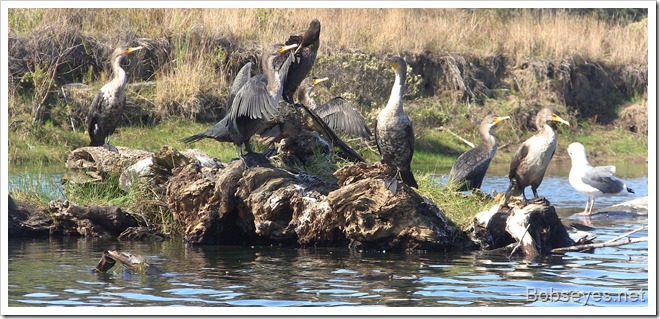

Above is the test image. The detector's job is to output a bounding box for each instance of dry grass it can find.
[9,8,648,66]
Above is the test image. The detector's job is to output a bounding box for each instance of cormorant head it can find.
[537,108,570,128]
[486,115,510,129]
[385,55,407,76]
[302,19,321,46]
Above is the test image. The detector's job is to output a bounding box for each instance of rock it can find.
[598,196,648,215]
[119,156,153,191]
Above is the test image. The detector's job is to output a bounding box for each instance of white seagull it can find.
[567,142,635,215]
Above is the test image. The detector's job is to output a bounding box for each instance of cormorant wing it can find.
[449,145,491,187]
[509,143,529,179]
[227,62,254,110]
[229,74,278,121]
[298,102,365,163]
[316,97,372,139]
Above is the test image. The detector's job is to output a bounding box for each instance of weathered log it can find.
[94,250,163,276]
[236,166,340,244]
[8,195,55,237]
[166,159,244,245]
[468,199,575,257]
[64,146,153,183]
[328,163,454,251]
[48,200,140,237]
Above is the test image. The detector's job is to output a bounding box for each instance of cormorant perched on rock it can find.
[87,45,143,151]
[295,76,371,139]
[282,19,321,104]
[567,142,635,215]
[375,55,418,193]
[448,114,510,191]
[503,108,570,205]
[181,43,298,166]
[180,62,255,151]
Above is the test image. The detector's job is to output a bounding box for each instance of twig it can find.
[551,237,647,253]
[439,126,474,148]
[605,225,647,243]
[509,223,531,259]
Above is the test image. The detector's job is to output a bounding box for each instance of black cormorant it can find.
[503,108,570,205]
[87,45,143,150]
[295,76,371,139]
[448,114,510,191]
[282,19,321,104]
[181,43,298,166]
[375,55,418,192]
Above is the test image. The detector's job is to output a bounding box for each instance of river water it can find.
[5,160,651,312]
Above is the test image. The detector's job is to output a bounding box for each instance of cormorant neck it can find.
[299,88,317,109]
[111,55,127,87]
[386,69,405,112]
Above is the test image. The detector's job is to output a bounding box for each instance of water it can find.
[6,160,650,309]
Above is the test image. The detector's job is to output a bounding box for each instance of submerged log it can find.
[94,250,163,276]
[468,199,575,257]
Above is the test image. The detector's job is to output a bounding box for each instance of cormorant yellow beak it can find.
[279,43,299,54]
[551,114,570,126]
[493,116,511,124]
[390,61,399,70]
[125,46,144,55]
[312,77,329,86]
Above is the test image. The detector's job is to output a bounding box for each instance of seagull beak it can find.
[125,46,144,55]
[551,114,570,126]
[278,43,299,54]
[312,77,329,86]
[493,116,510,124]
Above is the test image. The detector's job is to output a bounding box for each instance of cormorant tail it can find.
[399,170,418,189]
[181,133,206,144]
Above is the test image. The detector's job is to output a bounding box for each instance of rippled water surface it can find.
[7,161,650,309]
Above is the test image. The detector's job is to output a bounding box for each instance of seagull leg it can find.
[587,197,596,215]
[583,197,590,214]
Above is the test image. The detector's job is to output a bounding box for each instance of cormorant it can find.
[87,45,143,150]
[448,114,510,191]
[180,61,255,150]
[567,142,634,215]
[282,19,321,104]
[375,55,418,193]
[181,43,298,166]
[503,108,570,205]
[295,76,371,139]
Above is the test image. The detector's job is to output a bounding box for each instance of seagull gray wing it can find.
[582,165,625,194]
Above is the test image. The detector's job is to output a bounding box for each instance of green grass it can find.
[417,174,498,228]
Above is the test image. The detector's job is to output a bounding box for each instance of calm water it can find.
[6,160,650,309]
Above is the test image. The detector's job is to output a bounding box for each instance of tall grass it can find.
[9,8,648,65]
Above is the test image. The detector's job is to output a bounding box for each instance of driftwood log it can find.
[11,143,597,255]
[468,198,576,258]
